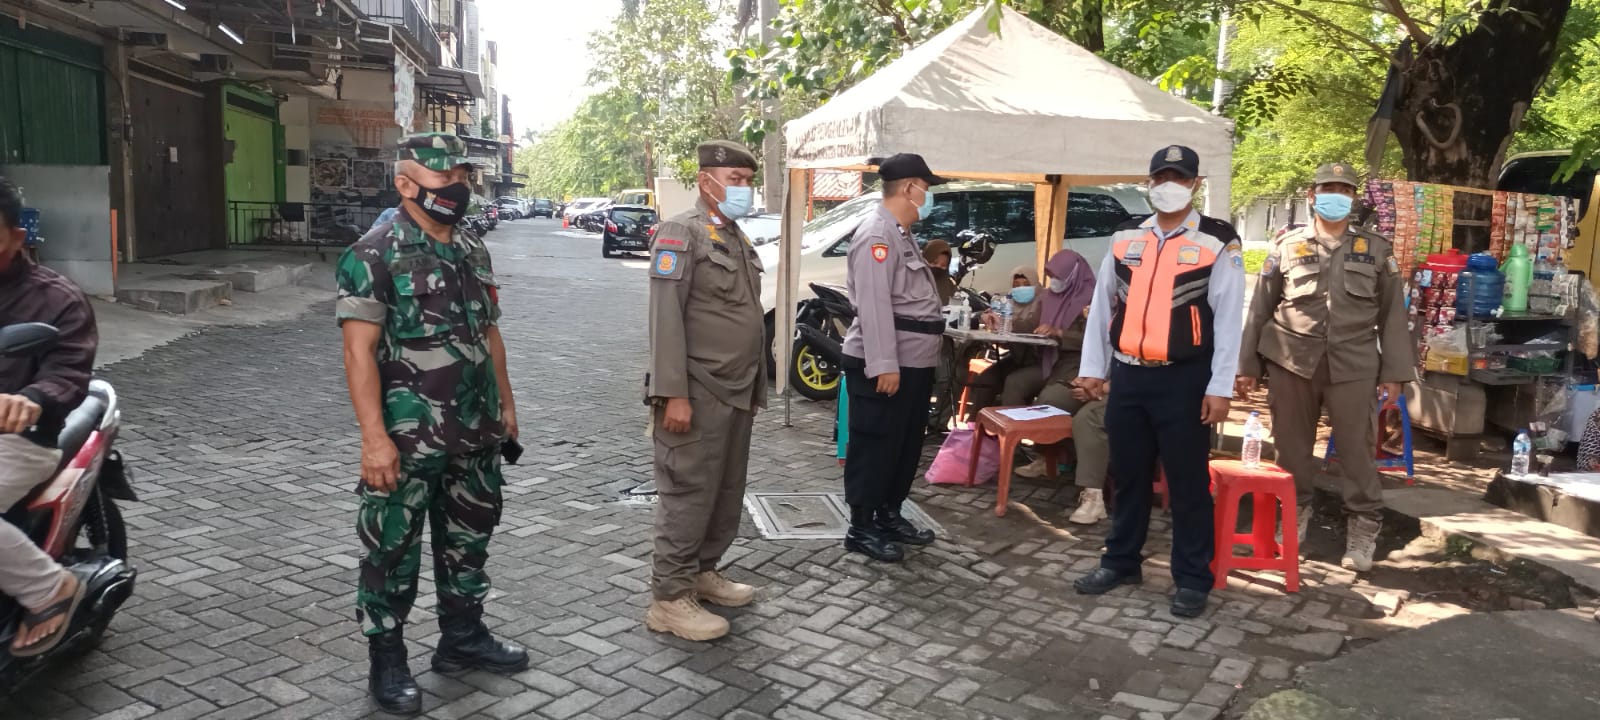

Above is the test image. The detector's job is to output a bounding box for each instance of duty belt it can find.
[893,316,946,335]
[1114,351,1173,368]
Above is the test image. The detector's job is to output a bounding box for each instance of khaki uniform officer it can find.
[1237,162,1414,572]
[644,140,767,642]
[840,153,949,563]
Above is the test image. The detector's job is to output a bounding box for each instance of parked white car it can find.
[562,197,610,222]
[755,182,1152,313]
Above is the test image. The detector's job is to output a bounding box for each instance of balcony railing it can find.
[353,0,442,67]
[228,201,390,248]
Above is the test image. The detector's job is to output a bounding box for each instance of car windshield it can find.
[740,215,782,245]
[802,194,880,250]
[611,208,656,225]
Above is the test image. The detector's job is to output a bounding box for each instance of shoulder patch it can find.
[1386,256,1400,275]
[654,250,684,280]
[654,235,686,249]
[871,243,890,263]
[1224,239,1242,255]
[1261,255,1278,277]
[1232,253,1244,269]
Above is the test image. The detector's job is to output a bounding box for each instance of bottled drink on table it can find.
[997,297,1013,335]
[1242,411,1264,468]
[1511,429,1532,476]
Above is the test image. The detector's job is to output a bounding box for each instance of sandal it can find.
[10,574,86,658]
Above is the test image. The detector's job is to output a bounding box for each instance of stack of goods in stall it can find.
[1489,192,1509,258]
[1393,181,1419,269]
[1413,251,1467,375]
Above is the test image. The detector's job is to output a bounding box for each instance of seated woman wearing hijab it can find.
[923,239,958,305]
[966,252,1095,416]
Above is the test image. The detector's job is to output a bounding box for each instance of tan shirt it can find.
[841,206,943,376]
[1240,224,1415,384]
[646,201,768,410]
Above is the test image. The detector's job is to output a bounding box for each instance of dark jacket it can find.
[1,253,97,446]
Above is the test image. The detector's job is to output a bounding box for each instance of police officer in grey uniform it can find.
[1236,162,1414,572]
[841,153,948,562]
[644,140,767,642]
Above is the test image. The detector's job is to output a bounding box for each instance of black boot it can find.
[875,505,935,546]
[368,630,421,715]
[431,607,530,675]
[844,505,904,562]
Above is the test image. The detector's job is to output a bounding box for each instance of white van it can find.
[756,182,1152,313]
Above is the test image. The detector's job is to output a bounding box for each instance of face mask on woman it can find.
[1011,286,1036,304]
[1048,277,1068,293]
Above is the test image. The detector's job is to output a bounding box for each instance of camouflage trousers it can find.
[356,446,503,636]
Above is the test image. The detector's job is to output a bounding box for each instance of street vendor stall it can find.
[773,6,1236,414]
[1361,178,1599,458]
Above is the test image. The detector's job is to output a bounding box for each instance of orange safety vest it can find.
[1108,224,1227,364]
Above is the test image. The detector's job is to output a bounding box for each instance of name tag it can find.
[1289,255,1320,268]
[1125,240,1147,260]
[1346,253,1375,265]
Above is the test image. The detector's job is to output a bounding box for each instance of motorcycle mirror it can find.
[0,323,60,358]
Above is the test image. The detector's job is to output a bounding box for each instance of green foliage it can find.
[515,0,738,198]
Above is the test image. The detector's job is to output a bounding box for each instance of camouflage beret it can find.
[397,132,472,171]
[697,140,757,171]
[1313,162,1360,188]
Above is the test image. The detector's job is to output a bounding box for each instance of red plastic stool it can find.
[1208,459,1300,592]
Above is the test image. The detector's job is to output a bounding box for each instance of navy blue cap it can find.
[1150,145,1200,178]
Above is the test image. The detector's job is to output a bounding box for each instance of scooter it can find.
[0,323,137,696]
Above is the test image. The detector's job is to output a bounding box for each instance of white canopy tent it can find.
[773,6,1235,411]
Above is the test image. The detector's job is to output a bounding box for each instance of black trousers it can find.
[842,360,936,511]
[1100,359,1216,591]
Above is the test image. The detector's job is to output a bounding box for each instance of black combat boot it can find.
[875,504,935,546]
[844,504,904,562]
[368,629,421,715]
[432,607,530,674]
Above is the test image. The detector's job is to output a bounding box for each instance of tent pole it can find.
[778,167,807,427]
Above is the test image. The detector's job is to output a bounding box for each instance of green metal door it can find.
[223,95,280,243]
[0,24,106,165]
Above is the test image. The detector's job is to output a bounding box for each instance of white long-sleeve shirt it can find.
[1079,210,1245,398]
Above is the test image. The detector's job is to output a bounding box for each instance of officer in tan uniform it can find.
[644,140,766,641]
[1236,162,1414,572]
[840,153,948,563]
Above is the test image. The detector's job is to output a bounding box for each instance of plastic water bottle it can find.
[1511,429,1532,476]
[953,290,970,328]
[1242,411,1264,468]
[997,297,1013,335]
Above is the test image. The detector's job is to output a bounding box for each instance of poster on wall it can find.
[394,57,416,132]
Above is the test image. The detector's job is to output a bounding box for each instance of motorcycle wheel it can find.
[790,340,841,401]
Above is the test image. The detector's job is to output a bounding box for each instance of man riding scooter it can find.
[0,177,98,657]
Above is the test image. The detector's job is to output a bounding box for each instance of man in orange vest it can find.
[1070,145,1245,618]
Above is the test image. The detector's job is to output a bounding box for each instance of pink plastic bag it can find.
[925,425,1000,485]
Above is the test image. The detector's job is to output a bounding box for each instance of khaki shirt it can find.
[841,206,943,376]
[646,201,768,411]
[1240,224,1414,385]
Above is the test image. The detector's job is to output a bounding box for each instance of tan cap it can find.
[1313,162,1360,188]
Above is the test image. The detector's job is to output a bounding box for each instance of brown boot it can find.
[645,595,730,641]
[694,571,756,607]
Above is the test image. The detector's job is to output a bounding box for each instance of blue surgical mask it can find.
[1313,193,1354,222]
[1011,286,1036,304]
[917,186,935,221]
[714,179,754,219]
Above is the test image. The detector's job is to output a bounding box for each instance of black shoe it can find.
[368,630,421,715]
[844,526,905,562]
[875,506,935,546]
[1171,588,1209,618]
[1073,567,1142,595]
[432,610,530,675]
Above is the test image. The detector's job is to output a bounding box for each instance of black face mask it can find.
[409,180,473,226]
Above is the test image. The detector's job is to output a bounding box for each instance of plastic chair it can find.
[1323,391,1415,484]
[1208,459,1300,592]
[967,407,1073,517]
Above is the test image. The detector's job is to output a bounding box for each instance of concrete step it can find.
[114,275,232,315]
[173,261,312,293]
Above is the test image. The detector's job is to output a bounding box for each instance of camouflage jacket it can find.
[336,209,503,457]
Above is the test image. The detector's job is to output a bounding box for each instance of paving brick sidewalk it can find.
[5,224,1406,720]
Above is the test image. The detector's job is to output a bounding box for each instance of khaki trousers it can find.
[651,380,753,601]
[1266,360,1384,517]
[0,435,66,609]
[1062,398,1108,490]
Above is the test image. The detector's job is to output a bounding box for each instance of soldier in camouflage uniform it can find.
[336,132,527,715]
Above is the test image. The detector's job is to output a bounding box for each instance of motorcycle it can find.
[0,323,137,695]
[787,230,999,403]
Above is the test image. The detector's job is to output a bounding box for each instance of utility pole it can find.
[759,0,782,212]
[1211,8,1234,114]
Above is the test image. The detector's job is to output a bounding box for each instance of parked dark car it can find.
[530,198,556,218]
[602,205,658,258]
